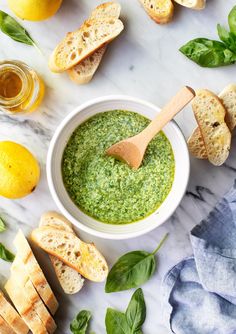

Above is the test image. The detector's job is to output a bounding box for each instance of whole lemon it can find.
[0,141,40,199]
[7,0,63,21]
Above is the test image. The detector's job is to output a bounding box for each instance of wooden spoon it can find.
[106,86,195,169]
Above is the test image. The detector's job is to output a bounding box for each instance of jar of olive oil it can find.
[0,60,45,114]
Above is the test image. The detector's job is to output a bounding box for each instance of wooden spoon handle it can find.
[141,86,195,143]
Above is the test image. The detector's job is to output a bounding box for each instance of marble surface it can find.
[0,0,236,333]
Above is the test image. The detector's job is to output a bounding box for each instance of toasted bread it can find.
[5,278,48,334]
[13,230,59,315]
[40,212,84,294]
[31,227,108,282]
[173,0,205,9]
[0,290,28,334]
[90,2,121,19]
[49,18,124,72]
[0,315,15,334]
[139,0,174,24]
[219,84,236,131]
[187,127,207,159]
[192,89,231,166]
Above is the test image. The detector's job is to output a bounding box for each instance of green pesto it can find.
[62,110,175,225]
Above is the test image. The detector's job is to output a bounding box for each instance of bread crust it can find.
[139,0,174,24]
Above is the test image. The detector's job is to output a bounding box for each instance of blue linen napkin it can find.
[162,181,236,334]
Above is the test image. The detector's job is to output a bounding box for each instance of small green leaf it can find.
[126,289,146,333]
[0,217,6,232]
[0,243,15,262]
[70,310,91,334]
[217,24,236,53]
[228,5,236,35]
[0,10,36,47]
[105,308,131,334]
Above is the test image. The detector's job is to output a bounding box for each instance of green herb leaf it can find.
[105,234,168,293]
[0,217,6,232]
[217,24,236,53]
[229,6,236,35]
[106,309,131,334]
[0,11,36,46]
[70,310,92,334]
[0,243,15,262]
[179,38,236,67]
[125,289,146,333]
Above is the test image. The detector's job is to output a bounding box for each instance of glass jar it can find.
[0,60,45,114]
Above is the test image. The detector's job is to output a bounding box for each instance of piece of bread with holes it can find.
[49,17,124,73]
[173,0,205,9]
[11,256,57,333]
[13,230,59,315]
[39,212,84,294]
[68,2,121,84]
[5,277,48,334]
[0,315,16,334]
[188,127,207,159]
[0,290,29,334]
[219,84,236,131]
[31,226,108,282]
[139,0,174,24]
[192,89,231,166]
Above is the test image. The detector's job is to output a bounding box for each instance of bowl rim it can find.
[47,95,190,240]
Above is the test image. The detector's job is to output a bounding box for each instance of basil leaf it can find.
[0,243,15,262]
[0,217,6,232]
[179,38,236,67]
[126,289,146,333]
[70,310,91,334]
[105,234,168,293]
[229,5,236,35]
[105,308,131,334]
[217,24,236,53]
[0,11,36,46]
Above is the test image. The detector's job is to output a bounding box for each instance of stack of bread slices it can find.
[49,2,123,84]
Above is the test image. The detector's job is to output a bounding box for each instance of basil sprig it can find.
[0,217,6,232]
[0,11,37,47]
[105,289,146,334]
[70,310,92,334]
[105,233,168,293]
[0,243,15,262]
[180,6,236,67]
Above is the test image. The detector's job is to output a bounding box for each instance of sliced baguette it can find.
[187,127,207,159]
[11,256,56,333]
[40,212,84,294]
[49,18,124,73]
[13,230,59,315]
[139,0,174,24]
[219,84,236,131]
[192,89,231,166]
[68,2,121,84]
[0,291,28,334]
[31,227,108,282]
[0,315,15,334]
[173,0,205,9]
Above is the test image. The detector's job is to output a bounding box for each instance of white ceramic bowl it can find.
[47,95,190,240]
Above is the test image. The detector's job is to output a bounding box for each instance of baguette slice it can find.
[13,230,59,315]
[31,227,108,282]
[0,291,28,334]
[0,315,15,334]
[40,212,84,294]
[49,18,124,73]
[192,89,231,166]
[173,0,205,9]
[187,127,207,159]
[219,84,236,131]
[68,2,121,84]
[139,0,174,24]
[5,278,48,334]
[11,256,57,333]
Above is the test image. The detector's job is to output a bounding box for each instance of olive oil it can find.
[0,60,45,114]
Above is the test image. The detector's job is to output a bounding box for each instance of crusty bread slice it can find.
[40,212,84,294]
[31,227,108,282]
[11,256,56,333]
[192,89,231,166]
[49,17,124,73]
[219,84,236,132]
[173,0,205,9]
[13,230,58,315]
[139,0,174,24]
[0,315,15,334]
[0,290,29,334]
[187,127,207,159]
[5,278,48,334]
[90,2,121,19]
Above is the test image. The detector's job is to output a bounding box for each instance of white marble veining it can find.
[0,0,236,333]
